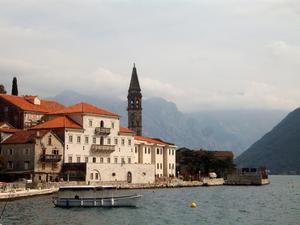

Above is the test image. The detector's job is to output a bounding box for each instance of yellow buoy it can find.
[190,201,197,208]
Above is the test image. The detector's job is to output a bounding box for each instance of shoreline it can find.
[0,182,204,201]
[0,180,208,200]
[0,177,272,201]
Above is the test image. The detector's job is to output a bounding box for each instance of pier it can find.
[225,168,270,185]
[0,188,58,200]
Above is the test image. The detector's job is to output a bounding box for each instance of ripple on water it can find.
[0,176,299,225]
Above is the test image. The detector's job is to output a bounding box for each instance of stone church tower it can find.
[127,64,142,136]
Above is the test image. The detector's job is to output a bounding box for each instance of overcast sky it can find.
[0,0,300,112]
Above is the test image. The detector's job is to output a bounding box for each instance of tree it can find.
[176,148,236,180]
[211,158,235,178]
[11,77,18,96]
[199,151,215,176]
[0,84,6,94]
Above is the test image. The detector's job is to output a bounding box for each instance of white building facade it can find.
[31,102,176,184]
[134,136,176,178]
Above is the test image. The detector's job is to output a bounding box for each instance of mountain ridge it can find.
[49,90,287,156]
[236,107,300,174]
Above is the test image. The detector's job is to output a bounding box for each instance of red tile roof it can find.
[119,127,134,133]
[0,122,13,128]
[30,116,82,130]
[2,130,49,144]
[51,102,119,117]
[134,136,166,145]
[152,138,175,146]
[0,128,21,133]
[0,94,65,113]
[24,95,37,104]
[195,150,234,159]
[213,151,234,159]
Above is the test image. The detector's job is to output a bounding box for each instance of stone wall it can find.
[202,178,224,186]
[86,163,155,184]
[1,143,35,171]
[225,173,270,185]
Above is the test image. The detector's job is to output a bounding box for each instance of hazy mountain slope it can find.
[187,110,287,155]
[51,90,126,120]
[236,108,300,174]
[50,90,287,156]
[142,98,207,148]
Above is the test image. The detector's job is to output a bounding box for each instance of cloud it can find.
[0,1,300,112]
[265,41,291,56]
[84,67,188,103]
[264,40,300,62]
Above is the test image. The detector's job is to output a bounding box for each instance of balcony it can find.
[90,144,115,154]
[40,154,62,162]
[95,127,111,135]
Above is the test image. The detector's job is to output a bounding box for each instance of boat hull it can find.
[53,194,142,207]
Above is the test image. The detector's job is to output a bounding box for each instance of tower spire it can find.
[129,64,141,92]
[127,64,142,136]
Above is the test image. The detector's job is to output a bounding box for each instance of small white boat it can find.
[53,185,142,207]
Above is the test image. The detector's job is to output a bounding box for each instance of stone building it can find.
[0,130,64,182]
[134,136,176,178]
[0,94,65,129]
[31,102,156,184]
[28,100,176,184]
[0,65,177,184]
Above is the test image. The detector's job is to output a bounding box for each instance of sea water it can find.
[0,175,299,225]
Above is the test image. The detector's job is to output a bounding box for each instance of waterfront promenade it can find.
[0,178,226,200]
[0,176,272,200]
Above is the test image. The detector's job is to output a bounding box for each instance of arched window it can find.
[48,135,52,145]
[100,120,104,128]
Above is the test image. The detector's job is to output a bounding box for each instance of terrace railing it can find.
[95,127,111,135]
[40,154,62,162]
[90,144,115,154]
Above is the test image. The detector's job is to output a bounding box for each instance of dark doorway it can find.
[127,171,132,183]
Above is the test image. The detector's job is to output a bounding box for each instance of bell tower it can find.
[127,64,142,136]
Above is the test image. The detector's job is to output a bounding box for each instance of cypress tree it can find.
[11,77,18,96]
